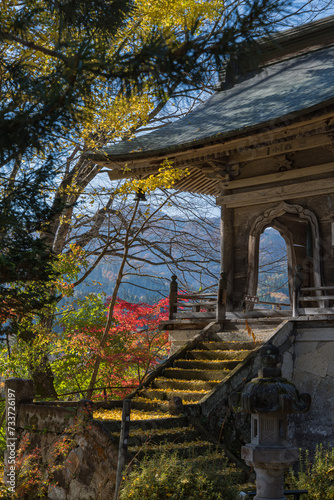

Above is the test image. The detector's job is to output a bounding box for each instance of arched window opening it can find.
[255,227,289,309]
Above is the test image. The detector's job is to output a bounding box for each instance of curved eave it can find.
[87,97,334,197]
[86,96,334,166]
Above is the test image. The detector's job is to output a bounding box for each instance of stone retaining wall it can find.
[4,379,118,500]
[282,320,334,452]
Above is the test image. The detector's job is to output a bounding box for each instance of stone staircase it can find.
[93,319,283,468]
[134,339,259,409]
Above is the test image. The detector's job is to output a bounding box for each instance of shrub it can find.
[14,427,78,499]
[286,444,334,499]
[119,447,242,500]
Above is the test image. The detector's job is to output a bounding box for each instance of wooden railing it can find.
[244,295,290,310]
[293,284,334,317]
[169,272,334,320]
[292,263,334,316]
[168,273,227,323]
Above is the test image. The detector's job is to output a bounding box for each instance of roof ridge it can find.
[218,15,334,91]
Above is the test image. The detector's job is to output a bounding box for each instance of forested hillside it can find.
[75,223,289,305]
[256,227,289,306]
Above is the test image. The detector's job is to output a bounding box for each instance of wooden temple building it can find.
[87,15,334,321]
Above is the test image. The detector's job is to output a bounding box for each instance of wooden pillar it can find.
[169,275,178,320]
[246,233,260,311]
[292,265,303,317]
[220,200,234,312]
[217,272,227,323]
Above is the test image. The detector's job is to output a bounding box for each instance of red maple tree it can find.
[59,296,170,399]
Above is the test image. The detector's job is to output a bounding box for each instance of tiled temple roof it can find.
[87,16,334,163]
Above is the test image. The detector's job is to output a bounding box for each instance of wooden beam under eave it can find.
[174,167,202,185]
[217,176,334,207]
[169,113,334,166]
[191,180,220,196]
[228,130,334,164]
[203,179,221,193]
[178,174,207,192]
[174,173,218,194]
[220,162,334,190]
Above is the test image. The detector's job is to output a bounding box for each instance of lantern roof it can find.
[241,344,311,414]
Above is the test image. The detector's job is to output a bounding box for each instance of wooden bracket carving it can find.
[274,153,294,172]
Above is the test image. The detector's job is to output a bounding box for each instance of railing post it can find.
[217,272,227,324]
[292,265,303,317]
[114,399,131,500]
[169,275,178,320]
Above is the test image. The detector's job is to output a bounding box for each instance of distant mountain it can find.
[257,227,289,306]
[73,224,288,305]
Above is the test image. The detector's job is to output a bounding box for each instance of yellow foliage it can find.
[116,159,189,196]
[135,0,225,30]
[1,0,226,152]
[244,320,257,342]
[82,91,155,148]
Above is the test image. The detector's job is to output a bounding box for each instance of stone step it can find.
[131,399,171,413]
[188,349,251,361]
[129,439,216,459]
[198,340,260,351]
[140,388,208,403]
[94,412,188,433]
[131,397,204,413]
[215,327,278,343]
[169,329,202,340]
[128,424,194,437]
[219,319,282,331]
[174,359,240,370]
[153,377,218,391]
[129,415,188,430]
[111,425,199,448]
[162,367,230,381]
[131,428,199,448]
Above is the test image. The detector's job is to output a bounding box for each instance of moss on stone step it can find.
[153,377,218,391]
[174,359,240,370]
[189,349,251,361]
[198,341,260,351]
[129,439,216,459]
[132,430,200,448]
[140,388,208,402]
[162,367,230,381]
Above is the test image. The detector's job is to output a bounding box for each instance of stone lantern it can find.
[241,344,311,500]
